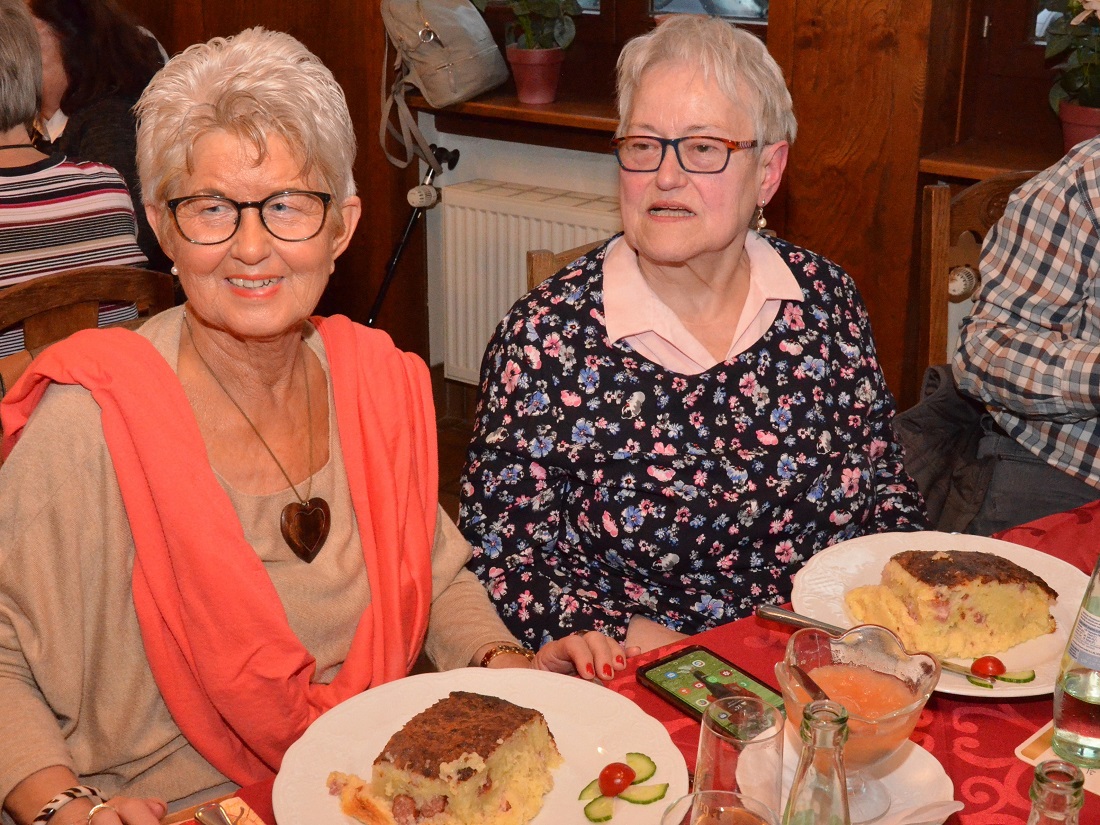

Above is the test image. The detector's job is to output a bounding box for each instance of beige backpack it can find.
[380,0,509,172]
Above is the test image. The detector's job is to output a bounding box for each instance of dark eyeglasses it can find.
[611,135,759,174]
[166,190,333,245]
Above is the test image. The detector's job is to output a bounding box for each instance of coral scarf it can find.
[0,315,436,784]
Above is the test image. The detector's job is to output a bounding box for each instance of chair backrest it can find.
[526,240,605,292]
[919,171,1037,376]
[0,265,174,399]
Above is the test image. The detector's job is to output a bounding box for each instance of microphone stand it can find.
[366,144,460,327]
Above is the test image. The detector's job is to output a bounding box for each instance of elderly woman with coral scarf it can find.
[0,28,627,825]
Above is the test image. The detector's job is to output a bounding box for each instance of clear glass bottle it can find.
[1054,554,1100,767]
[782,699,851,825]
[1027,759,1084,824]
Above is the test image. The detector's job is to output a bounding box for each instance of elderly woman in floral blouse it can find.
[459,16,926,653]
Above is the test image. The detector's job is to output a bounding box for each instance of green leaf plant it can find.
[1046,0,1100,111]
[471,0,584,50]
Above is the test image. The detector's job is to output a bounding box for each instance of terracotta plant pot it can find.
[506,45,565,105]
[1059,100,1100,153]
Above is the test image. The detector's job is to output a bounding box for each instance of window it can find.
[483,0,766,57]
[1035,0,1064,41]
[579,0,767,18]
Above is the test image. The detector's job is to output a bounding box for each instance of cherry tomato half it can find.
[598,762,637,797]
[971,655,1007,677]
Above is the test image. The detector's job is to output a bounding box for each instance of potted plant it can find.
[472,0,583,104]
[1045,0,1100,150]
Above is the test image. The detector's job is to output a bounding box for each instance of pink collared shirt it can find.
[602,232,805,375]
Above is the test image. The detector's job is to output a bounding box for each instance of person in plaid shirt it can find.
[953,137,1100,535]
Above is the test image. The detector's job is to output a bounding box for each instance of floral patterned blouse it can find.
[459,236,927,647]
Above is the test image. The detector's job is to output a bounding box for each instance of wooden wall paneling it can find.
[768,0,936,406]
[905,0,972,391]
[169,0,205,52]
[119,0,428,358]
[965,0,1061,151]
[919,0,971,155]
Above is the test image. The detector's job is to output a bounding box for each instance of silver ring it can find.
[87,803,116,822]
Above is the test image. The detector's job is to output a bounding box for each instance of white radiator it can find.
[441,179,622,384]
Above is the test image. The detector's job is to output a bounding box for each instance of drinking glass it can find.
[661,790,779,825]
[694,696,785,815]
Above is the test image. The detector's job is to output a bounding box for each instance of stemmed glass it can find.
[661,790,779,825]
[774,625,940,824]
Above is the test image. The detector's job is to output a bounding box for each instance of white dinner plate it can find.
[273,668,690,824]
[791,531,1089,698]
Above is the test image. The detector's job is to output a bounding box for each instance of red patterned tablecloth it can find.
[236,502,1100,824]
[601,504,1100,825]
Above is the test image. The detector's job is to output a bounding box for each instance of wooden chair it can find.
[919,171,1037,377]
[525,239,605,291]
[903,171,1039,528]
[0,265,174,399]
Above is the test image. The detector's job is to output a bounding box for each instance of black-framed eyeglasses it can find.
[166,190,333,245]
[611,135,759,174]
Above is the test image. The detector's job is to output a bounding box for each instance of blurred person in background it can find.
[28,0,168,270]
[0,0,144,385]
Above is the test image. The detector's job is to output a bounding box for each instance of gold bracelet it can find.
[479,642,535,667]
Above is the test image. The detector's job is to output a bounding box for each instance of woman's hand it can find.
[533,631,640,682]
[4,768,165,825]
[63,798,165,825]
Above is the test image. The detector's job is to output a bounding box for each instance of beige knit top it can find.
[0,307,515,815]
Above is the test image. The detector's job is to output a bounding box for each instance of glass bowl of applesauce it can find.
[775,624,941,824]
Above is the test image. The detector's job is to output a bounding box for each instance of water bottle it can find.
[782,699,851,825]
[1026,759,1084,824]
[1053,555,1100,767]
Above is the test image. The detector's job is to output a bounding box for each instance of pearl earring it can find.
[753,201,775,237]
[171,265,179,277]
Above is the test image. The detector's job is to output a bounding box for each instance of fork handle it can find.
[754,604,845,634]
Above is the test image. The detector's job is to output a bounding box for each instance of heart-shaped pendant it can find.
[280,497,331,563]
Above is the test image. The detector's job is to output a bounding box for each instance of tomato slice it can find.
[971,655,1007,677]
[598,762,637,797]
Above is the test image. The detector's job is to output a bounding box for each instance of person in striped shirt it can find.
[0,0,146,360]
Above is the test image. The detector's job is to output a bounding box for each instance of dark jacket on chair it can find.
[893,365,993,532]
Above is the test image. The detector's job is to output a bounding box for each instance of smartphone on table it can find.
[636,644,785,721]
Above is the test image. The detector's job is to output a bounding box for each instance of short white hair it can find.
[616,16,796,148]
[136,28,356,221]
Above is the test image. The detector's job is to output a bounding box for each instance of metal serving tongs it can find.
[753,604,994,687]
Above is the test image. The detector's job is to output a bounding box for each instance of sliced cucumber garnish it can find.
[995,669,1036,683]
[966,669,1036,687]
[625,752,656,784]
[584,795,615,822]
[581,752,665,819]
[579,778,602,800]
[619,783,669,804]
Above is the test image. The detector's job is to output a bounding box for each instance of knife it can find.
[753,604,994,687]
